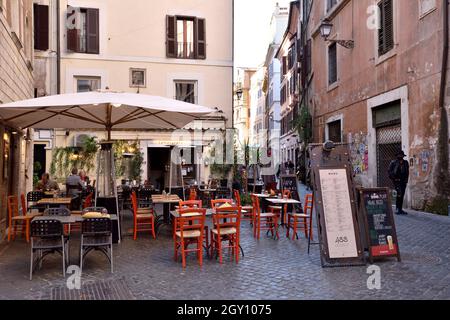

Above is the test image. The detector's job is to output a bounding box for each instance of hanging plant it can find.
[50,136,98,181]
[113,140,143,181]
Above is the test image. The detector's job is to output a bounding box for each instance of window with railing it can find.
[67,7,99,54]
[166,15,206,60]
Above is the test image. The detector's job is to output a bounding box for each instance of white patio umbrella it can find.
[0,91,216,139]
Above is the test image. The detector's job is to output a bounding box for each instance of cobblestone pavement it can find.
[0,186,449,300]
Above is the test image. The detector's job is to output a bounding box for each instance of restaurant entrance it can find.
[147,147,170,190]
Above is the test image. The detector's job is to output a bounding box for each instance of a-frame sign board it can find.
[309,143,366,268]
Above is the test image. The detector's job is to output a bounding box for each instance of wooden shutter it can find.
[328,43,337,85]
[34,4,49,51]
[86,8,99,54]
[166,15,177,58]
[195,18,206,59]
[378,0,394,56]
[67,7,80,52]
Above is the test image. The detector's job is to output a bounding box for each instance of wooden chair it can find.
[173,210,206,268]
[286,194,313,240]
[251,195,279,240]
[188,188,197,201]
[210,206,241,264]
[233,190,254,224]
[131,191,156,240]
[211,199,233,210]
[268,190,291,224]
[7,196,39,243]
[178,200,202,209]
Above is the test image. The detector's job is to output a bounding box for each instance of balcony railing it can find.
[177,42,195,59]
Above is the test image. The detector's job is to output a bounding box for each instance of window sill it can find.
[327,81,339,92]
[375,48,397,66]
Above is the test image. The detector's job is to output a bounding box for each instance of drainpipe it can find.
[56,0,61,94]
[436,0,450,196]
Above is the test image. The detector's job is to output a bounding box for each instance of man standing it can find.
[388,151,410,215]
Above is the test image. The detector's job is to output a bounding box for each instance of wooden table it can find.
[152,195,181,231]
[266,198,302,227]
[37,198,73,209]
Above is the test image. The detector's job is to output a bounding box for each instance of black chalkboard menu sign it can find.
[280,174,300,201]
[359,188,401,263]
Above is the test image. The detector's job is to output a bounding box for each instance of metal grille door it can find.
[376,125,402,188]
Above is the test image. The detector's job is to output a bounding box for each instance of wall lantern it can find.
[319,19,355,49]
[236,88,243,101]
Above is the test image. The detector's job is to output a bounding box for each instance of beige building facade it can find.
[33,0,233,186]
[0,0,35,238]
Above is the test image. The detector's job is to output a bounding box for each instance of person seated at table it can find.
[66,168,85,196]
[35,173,60,191]
[79,169,90,186]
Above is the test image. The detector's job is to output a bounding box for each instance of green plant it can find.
[50,136,98,180]
[113,140,143,181]
[240,193,252,206]
[33,162,42,187]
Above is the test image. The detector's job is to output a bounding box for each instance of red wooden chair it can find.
[210,206,241,264]
[211,199,233,210]
[131,191,156,240]
[286,194,314,240]
[173,209,206,268]
[233,190,254,224]
[251,195,279,240]
[7,195,39,243]
[178,200,202,209]
[188,188,197,201]
[268,189,291,224]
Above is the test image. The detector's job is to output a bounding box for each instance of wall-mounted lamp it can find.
[236,88,243,101]
[320,19,355,49]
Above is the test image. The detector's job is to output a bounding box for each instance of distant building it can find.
[234,68,256,150]
[0,0,35,239]
[263,3,289,181]
[249,66,266,149]
[276,1,301,171]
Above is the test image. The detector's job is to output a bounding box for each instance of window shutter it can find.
[166,15,177,58]
[378,0,394,56]
[328,43,337,85]
[34,4,49,51]
[86,8,99,54]
[195,18,206,59]
[67,8,80,52]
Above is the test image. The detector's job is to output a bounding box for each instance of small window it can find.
[378,0,394,56]
[130,68,147,88]
[76,76,101,92]
[327,120,342,143]
[328,43,337,85]
[175,80,197,104]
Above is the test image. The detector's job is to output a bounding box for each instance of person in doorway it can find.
[35,173,60,191]
[388,150,410,215]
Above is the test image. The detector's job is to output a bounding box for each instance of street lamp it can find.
[236,88,243,101]
[319,19,355,49]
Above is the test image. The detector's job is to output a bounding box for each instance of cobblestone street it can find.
[0,185,449,300]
